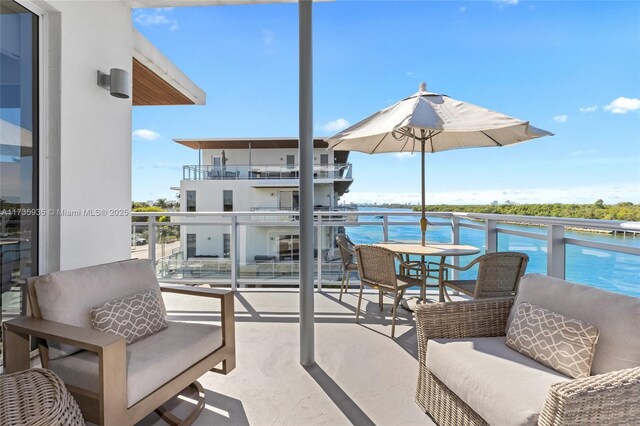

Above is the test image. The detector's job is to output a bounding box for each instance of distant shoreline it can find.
[350,202,640,236]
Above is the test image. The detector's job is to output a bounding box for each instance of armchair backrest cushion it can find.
[30,259,164,359]
[508,274,640,375]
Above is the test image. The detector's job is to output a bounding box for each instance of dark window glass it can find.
[223,190,233,212]
[223,234,230,258]
[278,234,299,260]
[186,191,196,212]
[1,1,38,363]
[186,234,196,258]
[320,154,328,165]
[286,155,295,168]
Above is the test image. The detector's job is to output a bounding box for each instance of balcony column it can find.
[299,0,315,366]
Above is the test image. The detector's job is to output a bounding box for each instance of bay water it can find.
[345,207,640,298]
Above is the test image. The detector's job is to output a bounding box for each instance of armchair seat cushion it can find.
[426,336,571,426]
[48,321,222,407]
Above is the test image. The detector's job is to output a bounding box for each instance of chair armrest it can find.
[414,298,513,367]
[539,367,640,426]
[3,316,123,353]
[160,283,232,299]
[2,316,128,417]
[160,284,236,374]
[393,253,426,275]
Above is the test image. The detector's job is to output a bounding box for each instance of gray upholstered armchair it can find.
[3,259,235,426]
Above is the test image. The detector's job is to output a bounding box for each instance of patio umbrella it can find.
[326,82,553,245]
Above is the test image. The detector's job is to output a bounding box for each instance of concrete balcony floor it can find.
[137,287,452,426]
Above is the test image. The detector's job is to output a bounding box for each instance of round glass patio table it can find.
[373,242,480,310]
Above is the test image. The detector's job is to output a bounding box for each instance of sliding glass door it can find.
[1,0,39,361]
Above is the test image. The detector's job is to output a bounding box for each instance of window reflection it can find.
[1,1,38,361]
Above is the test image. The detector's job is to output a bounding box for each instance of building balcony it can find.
[182,163,353,181]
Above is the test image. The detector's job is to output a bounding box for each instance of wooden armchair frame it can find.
[3,283,235,426]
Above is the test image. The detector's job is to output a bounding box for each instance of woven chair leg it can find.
[339,271,346,301]
[345,272,351,294]
[391,291,401,338]
[356,284,364,323]
[443,285,453,302]
[379,289,383,311]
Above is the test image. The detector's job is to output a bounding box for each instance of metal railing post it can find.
[231,214,238,290]
[485,219,497,253]
[451,216,460,279]
[317,214,322,291]
[383,215,389,242]
[547,224,566,279]
[148,216,156,264]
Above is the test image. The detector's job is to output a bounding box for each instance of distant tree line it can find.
[409,200,640,221]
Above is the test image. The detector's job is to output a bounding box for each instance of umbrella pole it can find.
[420,138,427,246]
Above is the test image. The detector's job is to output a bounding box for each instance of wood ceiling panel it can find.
[132,58,193,106]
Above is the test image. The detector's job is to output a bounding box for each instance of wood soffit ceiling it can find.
[132,58,193,106]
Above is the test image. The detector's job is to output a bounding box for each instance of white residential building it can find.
[172,137,354,280]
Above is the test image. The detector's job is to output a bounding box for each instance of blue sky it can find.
[132,0,640,205]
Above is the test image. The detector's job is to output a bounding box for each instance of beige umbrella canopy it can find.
[326,82,553,245]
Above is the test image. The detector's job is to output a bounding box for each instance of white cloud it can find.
[553,115,568,123]
[570,148,598,157]
[133,129,161,141]
[134,13,169,26]
[579,105,598,113]
[459,6,466,12]
[262,29,276,54]
[341,182,640,205]
[321,118,351,132]
[493,0,519,5]
[133,9,178,31]
[394,152,416,160]
[603,97,640,114]
[153,162,180,170]
[406,71,416,77]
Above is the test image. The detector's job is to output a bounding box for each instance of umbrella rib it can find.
[481,131,503,147]
[371,132,390,153]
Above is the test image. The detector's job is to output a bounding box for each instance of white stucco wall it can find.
[45,1,133,270]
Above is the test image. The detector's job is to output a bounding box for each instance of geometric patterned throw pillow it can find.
[90,289,168,344]
[506,302,599,379]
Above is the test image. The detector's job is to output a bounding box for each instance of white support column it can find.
[299,0,315,367]
[231,215,238,291]
[547,224,566,279]
[451,216,460,279]
[485,219,497,254]
[316,214,322,291]
[148,216,156,264]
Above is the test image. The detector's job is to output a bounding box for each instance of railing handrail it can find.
[132,210,640,232]
[183,162,351,168]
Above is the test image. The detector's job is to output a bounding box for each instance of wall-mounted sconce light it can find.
[97,68,131,99]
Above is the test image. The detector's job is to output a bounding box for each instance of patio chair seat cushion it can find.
[508,274,640,375]
[48,321,222,407]
[426,336,571,426]
[32,260,164,359]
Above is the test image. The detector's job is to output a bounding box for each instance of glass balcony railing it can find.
[182,163,353,180]
[132,210,640,298]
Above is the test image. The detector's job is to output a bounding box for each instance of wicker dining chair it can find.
[354,245,425,338]
[441,251,529,299]
[336,234,360,301]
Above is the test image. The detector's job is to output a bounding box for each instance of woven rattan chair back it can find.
[336,234,356,267]
[474,252,529,298]
[355,245,398,290]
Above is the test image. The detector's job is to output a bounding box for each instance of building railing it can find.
[182,163,353,181]
[131,211,640,296]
